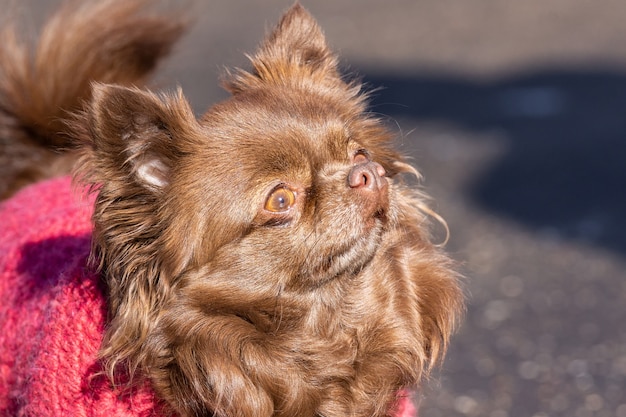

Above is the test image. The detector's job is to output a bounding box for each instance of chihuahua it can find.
[0,2,463,416]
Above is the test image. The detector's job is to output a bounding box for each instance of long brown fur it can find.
[70,3,463,417]
[0,0,186,199]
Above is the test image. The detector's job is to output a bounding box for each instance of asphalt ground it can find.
[14,1,626,416]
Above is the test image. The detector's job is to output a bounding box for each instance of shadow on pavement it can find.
[363,69,626,254]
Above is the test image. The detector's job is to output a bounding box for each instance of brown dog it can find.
[74,4,464,417]
[1,2,463,416]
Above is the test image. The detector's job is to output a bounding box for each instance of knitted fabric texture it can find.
[0,176,417,417]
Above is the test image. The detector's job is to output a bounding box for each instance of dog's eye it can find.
[353,149,370,164]
[265,187,296,212]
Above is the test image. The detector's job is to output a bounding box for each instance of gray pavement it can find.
[16,1,626,416]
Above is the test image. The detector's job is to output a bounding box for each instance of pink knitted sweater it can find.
[0,176,417,417]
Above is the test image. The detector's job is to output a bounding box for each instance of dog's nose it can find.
[348,161,387,191]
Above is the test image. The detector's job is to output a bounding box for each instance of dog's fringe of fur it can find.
[0,0,186,199]
[71,84,201,385]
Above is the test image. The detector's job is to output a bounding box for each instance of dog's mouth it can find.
[293,215,386,288]
[369,205,388,227]
[297,163,390,286]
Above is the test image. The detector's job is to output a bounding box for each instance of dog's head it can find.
[75,4,463,417]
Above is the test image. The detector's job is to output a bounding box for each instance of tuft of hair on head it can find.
[222,3,355,97]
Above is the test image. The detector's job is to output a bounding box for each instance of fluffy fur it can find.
[0,0,185,199]
[0,1,463,417]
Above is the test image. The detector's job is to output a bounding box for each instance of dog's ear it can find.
[224,3,343,93]
[74,84,201,381]
[78,83,196,191]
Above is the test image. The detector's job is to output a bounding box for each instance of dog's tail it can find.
[0,0,186,198]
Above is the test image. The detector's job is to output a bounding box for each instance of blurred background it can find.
[20,1,626,416]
